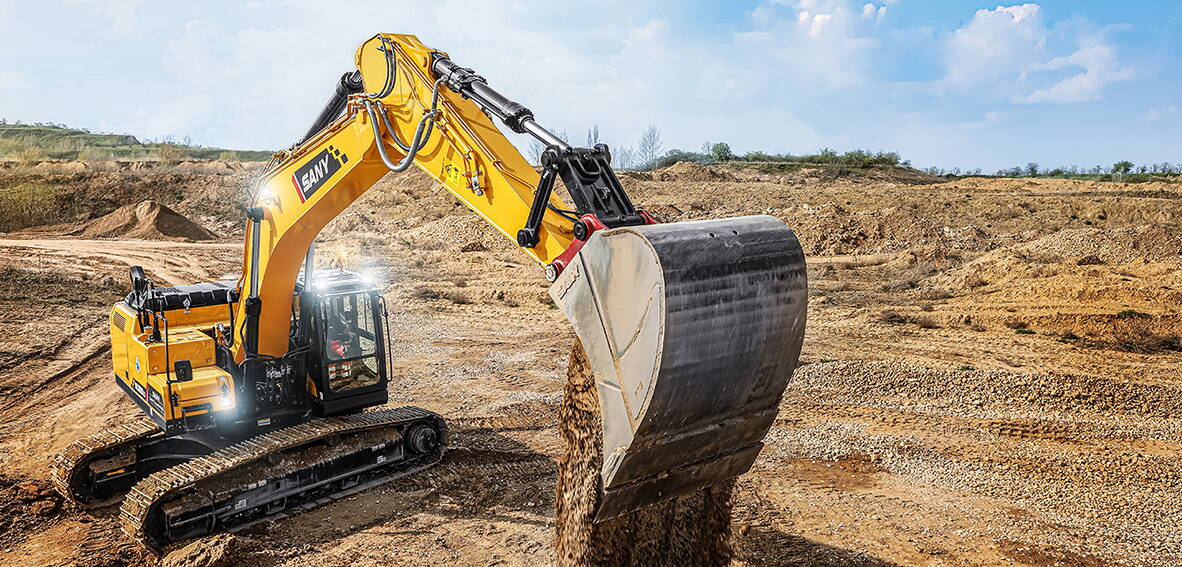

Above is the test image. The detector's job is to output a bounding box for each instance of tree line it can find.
[528,124,904,171]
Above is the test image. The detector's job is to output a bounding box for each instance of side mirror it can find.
[173,360,194,383]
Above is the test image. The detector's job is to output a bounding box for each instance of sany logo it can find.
[298,155,331,190]
[291,146,347,202]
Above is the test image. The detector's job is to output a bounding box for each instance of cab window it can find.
[324,293,377,361]
[322,293,381,391]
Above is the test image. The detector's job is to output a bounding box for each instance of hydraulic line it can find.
[364,78,443,173]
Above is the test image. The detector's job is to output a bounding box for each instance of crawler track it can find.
[51,416,163,508]
[118,406,446,553]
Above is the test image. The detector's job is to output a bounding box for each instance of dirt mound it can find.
[79,200,216,241]
[652,162,736,182]
[401,214,517,253]
[162,534,239,567]
[555,342,734,566]
[32,160,89,172]
[782,202,957,255]
[1016,225,1182,263]
[0,477,62,550]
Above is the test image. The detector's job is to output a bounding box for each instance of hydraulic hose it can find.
[364,78,444,173]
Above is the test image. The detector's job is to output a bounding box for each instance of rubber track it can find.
[51,416,162,507]
[118,406,438,551]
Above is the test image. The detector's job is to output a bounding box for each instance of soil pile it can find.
[652,162,736,182]
[0,477,61,549]
[555,343,734,567]
[782,202,954,255]
[79,200,216,241]
[162,534,239,567]
[1017,225,1182,263]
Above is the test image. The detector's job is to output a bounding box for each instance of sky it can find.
[1,0,1179,171]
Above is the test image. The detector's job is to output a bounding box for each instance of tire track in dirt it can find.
[0,239,238,285]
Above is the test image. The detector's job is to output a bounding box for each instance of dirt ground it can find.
[0,162,1178,566]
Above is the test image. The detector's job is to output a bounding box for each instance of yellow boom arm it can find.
[233,34,576,361]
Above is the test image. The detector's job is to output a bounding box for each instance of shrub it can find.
[16,145,47,166]
[410,286,440,300]
[657,146,905,169]
[912,316,940,329]
[0,183,85,232]
[710,142,734,162]
[1111,314,1180,353]
[154,143,186,166]
[441,291,472,305]
[1115,309,1151,319]
[878,310,907,325]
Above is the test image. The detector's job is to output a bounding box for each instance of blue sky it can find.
[1,1,1179,171]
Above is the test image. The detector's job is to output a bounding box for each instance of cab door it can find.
[310,290,389,415]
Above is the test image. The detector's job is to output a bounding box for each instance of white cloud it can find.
[860,3,887,24]
[944,3,1130,104]
[1141,105,1179,122]
[1016,43,1133,103]
[739,0,884,90]
[944,4,1046,86]
[958,111,1002,130]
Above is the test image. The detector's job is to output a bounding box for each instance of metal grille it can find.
[110,310,127,330]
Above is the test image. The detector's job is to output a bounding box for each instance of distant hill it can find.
[0,122,272,161]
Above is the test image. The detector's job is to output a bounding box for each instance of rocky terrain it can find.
[0,161,1178,566]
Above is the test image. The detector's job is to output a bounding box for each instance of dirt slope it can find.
[0,164,1178,566]
[64,200,217,240]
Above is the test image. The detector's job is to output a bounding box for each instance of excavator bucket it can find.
[549,214,808,520]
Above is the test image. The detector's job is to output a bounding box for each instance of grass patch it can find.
[410,286,441,300]
[1115,309,1151,319]
[409,285,471,305]
[0,182,87,232]
[1058,315,1181,354]
[877,309,940,328]
[878,310,907,325]
[1112,315,1180,353]
[912,316,940,329]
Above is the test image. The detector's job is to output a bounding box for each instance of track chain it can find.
[51,416,161,507]
[118,406,438,552]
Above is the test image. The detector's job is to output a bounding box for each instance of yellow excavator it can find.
[51,33,807,551]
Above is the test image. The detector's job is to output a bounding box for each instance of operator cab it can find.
[297,269,389,417]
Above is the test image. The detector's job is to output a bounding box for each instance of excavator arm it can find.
[234,33,808,520]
